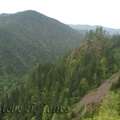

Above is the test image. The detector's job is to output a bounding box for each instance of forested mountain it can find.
[0,10,84,94]
[0,27,120,120]
[0,10,84,77]
[69,24,120,35]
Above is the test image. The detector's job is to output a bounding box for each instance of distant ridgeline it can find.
[0,27,120,120]
[69,24,120,35]
[0,10,84,95]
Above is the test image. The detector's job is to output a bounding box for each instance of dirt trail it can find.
[73,71,120,120]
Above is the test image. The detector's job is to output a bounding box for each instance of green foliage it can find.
[0,27,120,120]
[110,76,120,90]
[75,103,85,114]
[82,108,92,119]
[67,111,76,120]
[79,78,89,96]
[51,113,60,120]
[42,105,51,120]
[31,116,36,120]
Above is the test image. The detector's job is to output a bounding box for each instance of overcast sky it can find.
[0,0,120,29]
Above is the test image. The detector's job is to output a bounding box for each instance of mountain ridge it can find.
[0,10,84,77]
[68,24,120,34]
[0,10,84,95]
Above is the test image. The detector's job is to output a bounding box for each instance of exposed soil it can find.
[73,71,120,120]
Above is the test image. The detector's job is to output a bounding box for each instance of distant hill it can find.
[69,24,120,34]
[0,13,9,17]
[0,10,84,77]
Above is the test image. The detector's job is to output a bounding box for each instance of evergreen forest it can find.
[0,10,120,120]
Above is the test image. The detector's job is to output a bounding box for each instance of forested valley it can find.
[0,21,120,120]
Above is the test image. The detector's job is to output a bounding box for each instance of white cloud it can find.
[0,0,120,28]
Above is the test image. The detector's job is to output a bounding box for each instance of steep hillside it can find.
[73,72,120,120]
[0,27,120,120]
[0,10,84,77]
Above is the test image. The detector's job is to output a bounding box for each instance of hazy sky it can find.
[0,0,120,29]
